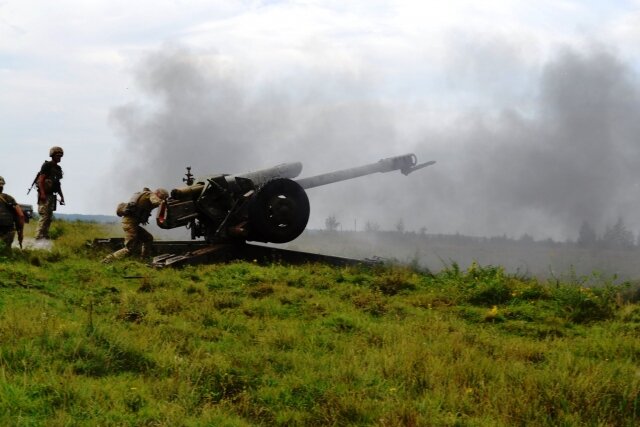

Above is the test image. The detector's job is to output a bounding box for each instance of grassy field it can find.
[0,221,639,426]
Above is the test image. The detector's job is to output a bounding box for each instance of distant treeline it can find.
[309,228,572,248]
[321,215,640,250]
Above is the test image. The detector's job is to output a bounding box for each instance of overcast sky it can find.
[2,0,640,241]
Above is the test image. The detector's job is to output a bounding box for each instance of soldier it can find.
[0,176,25,252]
[35,146,65,240]
[102,187,169,263]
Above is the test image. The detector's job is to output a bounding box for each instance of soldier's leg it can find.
[101,247,131,263]
[123,222,144,257]
[0,229,14,252]
[138,227,154,258]
[35,203,49,239]
[112,247,131,258]
[35,196,54,239]
[102,219,137,263]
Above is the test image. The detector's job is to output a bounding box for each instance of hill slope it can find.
[0,221,638,426]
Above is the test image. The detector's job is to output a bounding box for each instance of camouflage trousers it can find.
[0,226,15,252]
[104,217,154,261]
[36,195,56,240]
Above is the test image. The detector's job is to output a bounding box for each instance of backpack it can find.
[0,195,16,227]
[115,190,149,218]
[116,202,135,217]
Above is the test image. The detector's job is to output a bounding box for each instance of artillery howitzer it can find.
[145,153,434,267]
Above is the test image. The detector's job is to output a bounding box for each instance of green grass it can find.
[0,221,638,426]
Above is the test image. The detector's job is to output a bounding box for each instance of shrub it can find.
[552,285,616,323]
[48,223,65,240]
[468,281,512,306]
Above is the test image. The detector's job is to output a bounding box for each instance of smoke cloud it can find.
[107,42,640,241]
[447,45,640,239]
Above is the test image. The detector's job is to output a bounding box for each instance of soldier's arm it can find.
[14,204,25,244]
[37,173,47,203]
[58,188,65,205]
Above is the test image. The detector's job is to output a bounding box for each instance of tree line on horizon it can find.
[577,217,637,249]
[322,215,640,249]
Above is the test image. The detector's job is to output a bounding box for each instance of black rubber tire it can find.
[248,178,310,243]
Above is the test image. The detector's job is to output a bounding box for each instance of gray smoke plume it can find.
[107,43,640,241]
[446,45,640,239]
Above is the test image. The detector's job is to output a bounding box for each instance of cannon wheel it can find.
[248,178,310,243]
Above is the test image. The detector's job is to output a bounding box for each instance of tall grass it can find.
[0,222,638,425]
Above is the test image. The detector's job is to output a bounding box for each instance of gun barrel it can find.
[295,153,432,190]
[170,162,304,200]
[236,162,303,187]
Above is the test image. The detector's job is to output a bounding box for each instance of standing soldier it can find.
[0,176,25,251]
[35,146,65,240]
[102,187,169,263]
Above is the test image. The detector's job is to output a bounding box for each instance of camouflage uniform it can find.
[103,188,168,262]
[36,195,57,239]
[36,146,64,240]
[0,177,25,252]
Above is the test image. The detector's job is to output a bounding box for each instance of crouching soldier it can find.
[0,176,25,252]
[102,187,169,263]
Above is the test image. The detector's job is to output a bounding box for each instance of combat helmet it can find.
[154,188,169,200]
[49,146,64,157]
[0,176,4,186]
